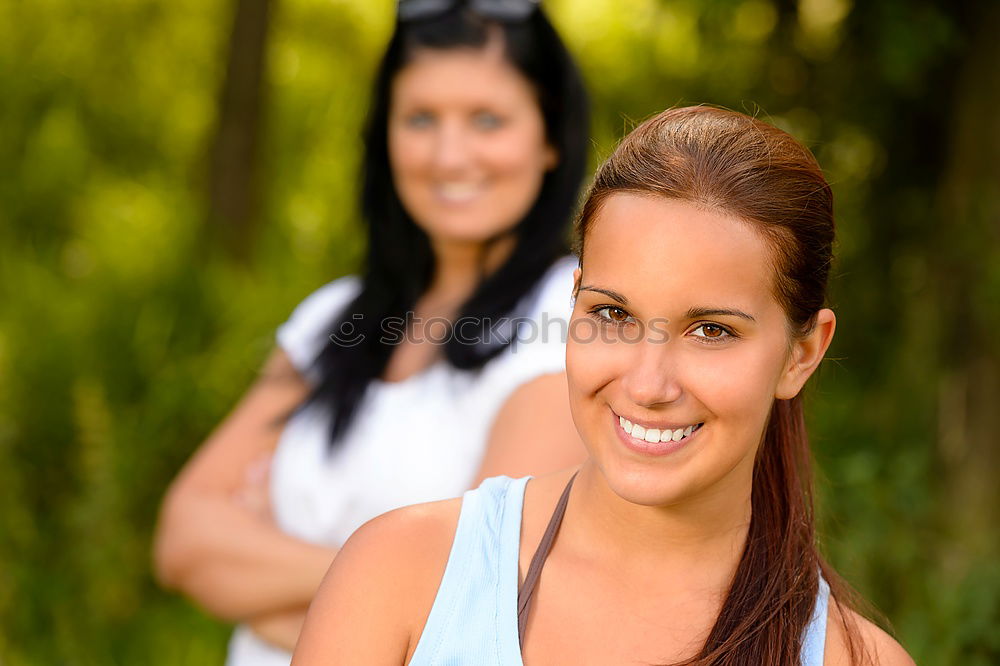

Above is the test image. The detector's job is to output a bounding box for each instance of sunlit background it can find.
[1,0,997,663]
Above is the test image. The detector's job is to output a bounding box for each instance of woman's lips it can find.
[612,409,704,456]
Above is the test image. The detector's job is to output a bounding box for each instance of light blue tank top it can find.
[408,476,830,665]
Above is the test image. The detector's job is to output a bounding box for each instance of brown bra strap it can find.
[517,472,578,648]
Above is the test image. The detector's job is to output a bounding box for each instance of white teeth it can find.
[619,413,702,444]
[437,183,482,201]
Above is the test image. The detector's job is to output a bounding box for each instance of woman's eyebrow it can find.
[577,289,755,322]
[578,285,628,304]
[685,306,756,322]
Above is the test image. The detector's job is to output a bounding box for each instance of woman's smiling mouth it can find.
[612,409,704,456]
[434,181,487,204]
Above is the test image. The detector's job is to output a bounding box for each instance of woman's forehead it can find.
[391,46,534,108]
[580,193,779,315]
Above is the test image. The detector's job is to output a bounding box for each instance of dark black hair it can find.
[306,6,590,444]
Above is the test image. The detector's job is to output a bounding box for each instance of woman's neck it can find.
[422,234,516,309]
[565,460,754,588]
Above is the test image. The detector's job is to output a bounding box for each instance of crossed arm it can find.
[152,349,584,652]
[153,350,334,647]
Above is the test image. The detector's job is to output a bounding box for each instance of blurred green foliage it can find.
[1,0,997,663]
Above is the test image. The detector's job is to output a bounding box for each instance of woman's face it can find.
[567,193,831,508]
[388,42,556,247]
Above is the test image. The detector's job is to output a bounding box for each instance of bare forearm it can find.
[249,607,308,653]
[155,492,337,621]
[176,544,335,621]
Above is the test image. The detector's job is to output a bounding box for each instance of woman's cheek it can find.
[567,321,614,397]
[690,346,779,422]
[566,335,597,398]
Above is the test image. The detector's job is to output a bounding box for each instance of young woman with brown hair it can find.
[291,106,915,665]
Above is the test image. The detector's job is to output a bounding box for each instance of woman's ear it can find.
[775,308,836,400]
[545,144,559,171]
[572,267,582,298]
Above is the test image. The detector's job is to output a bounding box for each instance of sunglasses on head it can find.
[397,0,540,22]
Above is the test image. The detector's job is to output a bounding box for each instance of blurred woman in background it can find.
[153,2,590,664]
[292,107,915,665]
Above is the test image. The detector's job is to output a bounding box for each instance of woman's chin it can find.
[597,459,696,508]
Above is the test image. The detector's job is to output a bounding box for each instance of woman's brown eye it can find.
[703,324,722,337]
[593,306,632,325]
[692,323,731,341]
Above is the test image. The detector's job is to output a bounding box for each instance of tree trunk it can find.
[205,0,273,262]
[936,3,1000,569]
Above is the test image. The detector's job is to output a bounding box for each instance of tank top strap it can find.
[800,575,831,666]
[517,471,577,647]
[407,475,529,666]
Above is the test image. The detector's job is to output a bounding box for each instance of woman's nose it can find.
[431,122,473,173]
[619,340,683,408]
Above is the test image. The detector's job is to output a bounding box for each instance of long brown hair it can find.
[575,106,868,665]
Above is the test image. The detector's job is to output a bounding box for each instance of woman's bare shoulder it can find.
[292,498,462,665]
[351,497,463,554]
[336,497,463,602]
[825,602,916,666]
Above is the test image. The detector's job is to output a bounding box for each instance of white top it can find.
[225,256,579,666]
